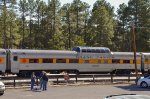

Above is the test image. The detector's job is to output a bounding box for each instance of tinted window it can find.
[29,59,39,63]
[98,59,101,63]
[91,49,96,53]
[56,59,66,63]
[72,47,80,52]
[104,59,108,64]
[96,49,100,53]
[105,49,110,53]
[100,49,105,53]
[13,56,18,61]
[87,49,91,53]
[112,59,120,63]
[69,59,79,63]
[43,59,53,63]
[76,47,80,52]
[145,59,148,63]
[84,60,89,63]
[133,60,138,63]
[123,60,130,64]
[82,49,86,52]
[72,47,76,51]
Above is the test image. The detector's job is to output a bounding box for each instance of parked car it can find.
[104,94,150,99]
[137,76,150,88]
[0,80,5,95]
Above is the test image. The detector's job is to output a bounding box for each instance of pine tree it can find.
[88,0,114,48]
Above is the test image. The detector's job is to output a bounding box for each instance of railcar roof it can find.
[0,49,6,52]
[0,49,6,55]
[75,46,110,50]
[9,49,77,55]
[112,52,141,55]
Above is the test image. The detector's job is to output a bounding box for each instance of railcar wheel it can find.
[140,81,148,88]
[74,70,79,75]
[110,70,116,74]
[115,70,131,75]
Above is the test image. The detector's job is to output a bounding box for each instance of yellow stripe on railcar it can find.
[53,58,56,63]
[39,58,42,63]
[79,58,84,64]
[89,59,98,64]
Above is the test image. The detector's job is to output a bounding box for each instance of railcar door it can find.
[11,54,20,73]
[142,53,150,74]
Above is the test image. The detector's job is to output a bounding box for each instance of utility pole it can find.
[132,22,138,82]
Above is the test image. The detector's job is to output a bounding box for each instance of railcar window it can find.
[91,49,96,53]
[98,59,101,63]
[76,47,80,52]
[112,59,120,63]
[69,59,79,63]
[13,56,18,61]
[29,59,39,63]
[82,49,86,52]
[87,49,92,53]
[104,59,108,64]
[56,59,66,63]
[84,60,89,63]
[96,49,100,53]
[105,49,110,53]
[72,47,77,51]
[123,60,130,63]
[100,49,105,53]
[43,59,53,63]
[133,60,138,63]
[145,59,148,63]
[72,47,80,52]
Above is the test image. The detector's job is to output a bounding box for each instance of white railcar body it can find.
[111,52,141,70]
[0,49,6,73]
[9,49,78,73]
[141,53,150,73]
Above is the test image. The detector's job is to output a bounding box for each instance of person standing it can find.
[31,72,36,90]
[63,71,70,83]
[42,72,48,91]
[39,71,44,90]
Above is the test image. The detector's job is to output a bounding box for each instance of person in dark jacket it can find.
[42,72,48,91]
[31,72,36,90]
[39,71,44,90]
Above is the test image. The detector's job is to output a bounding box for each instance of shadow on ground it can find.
[115,84,150,91]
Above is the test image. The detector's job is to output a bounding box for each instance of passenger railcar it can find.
[0,46,150,77]
[110,52,141,74]
[8,47,112,76]
[8,49,78,76]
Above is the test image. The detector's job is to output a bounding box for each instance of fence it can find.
[0,74,143,88]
